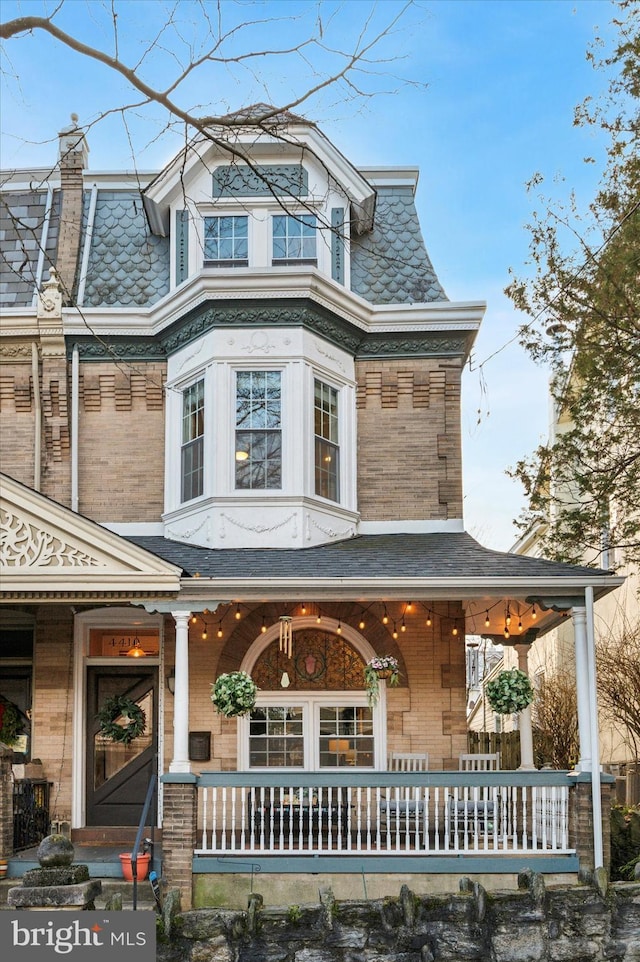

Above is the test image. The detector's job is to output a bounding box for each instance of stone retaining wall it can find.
[157,875,640,962]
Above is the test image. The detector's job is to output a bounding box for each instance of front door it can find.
[86,667,157,826]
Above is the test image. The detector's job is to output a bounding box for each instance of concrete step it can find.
[0,876,159,911]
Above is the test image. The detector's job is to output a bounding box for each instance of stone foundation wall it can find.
[158,877,640,962]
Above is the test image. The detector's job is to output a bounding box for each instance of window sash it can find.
[314,380,339,502]
[272,214,317,263]
[181,380,204,502]
[204,215,248,264]
[235,371,282,489]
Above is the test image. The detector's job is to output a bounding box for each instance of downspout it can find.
[32,343,41,491]
[71,344,79,512]
[585,584,603,867]
[32,184,55,305]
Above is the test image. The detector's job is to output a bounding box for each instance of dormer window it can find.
[235,371,282,489]
[272,214,317,266]
[204,215,248,266]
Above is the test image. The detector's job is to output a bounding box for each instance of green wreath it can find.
[0,697,21,746]
[96,695,146,744]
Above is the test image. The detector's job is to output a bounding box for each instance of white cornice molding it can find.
[359,520,465,534]
[58,270,485,341]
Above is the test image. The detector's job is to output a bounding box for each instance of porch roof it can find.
[128,532,622,605]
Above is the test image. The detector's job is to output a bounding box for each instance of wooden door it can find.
[86,667,157,826]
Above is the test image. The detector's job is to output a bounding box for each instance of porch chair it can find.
[449,753,500,842]
[379,752,429,838]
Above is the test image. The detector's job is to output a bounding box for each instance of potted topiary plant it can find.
[486,668,534,715]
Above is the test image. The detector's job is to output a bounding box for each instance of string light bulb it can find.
[316,612,322,624]
[261,616,267,634]
[359,618,366,630]
[518,618,523,632]
[406,601,413,612]
[400,616,406,633]
[301,603,307,615]
[336,621,342,635]
[382,606,389,625]
[452,624,458,636]
[191,615,197,624]
[235,605,241,620]
[505,606,511,627]
[504,626,510,639]
[485,611,490,628]
[426,611,432,627]
[531,605,537,620]
[202,626,208,640]
[217,623,223,639]
[392,622,398,640]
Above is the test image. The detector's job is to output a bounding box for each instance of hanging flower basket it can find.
[364,656,400,707]
[0,697,21,747]
[96,695,146,744]
[211,672,258,718]
[486,669,534,715]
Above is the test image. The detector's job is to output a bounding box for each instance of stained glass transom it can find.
[252,630,365,690]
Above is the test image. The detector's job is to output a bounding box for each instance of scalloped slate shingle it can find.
[351,187,447,304]
[82,191,169,307]
[0,190,61,307]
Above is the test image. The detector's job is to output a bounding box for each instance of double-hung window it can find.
[235,371,282,489]
[314,379,339,502]
[204,215,248,266]
[272,214,317,265]
[181,379,204,502]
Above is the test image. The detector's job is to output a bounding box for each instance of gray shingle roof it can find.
[0,190,61,308]
[350,187,447,304]
[81,191,169,307]
[128,532,608,582]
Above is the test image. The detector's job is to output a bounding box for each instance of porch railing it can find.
[195,771,574,858]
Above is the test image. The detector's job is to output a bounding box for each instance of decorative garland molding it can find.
[70,297,472,362]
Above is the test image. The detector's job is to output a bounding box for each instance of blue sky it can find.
[0,0,618,548]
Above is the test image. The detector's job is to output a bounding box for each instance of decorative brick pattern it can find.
[356,359,463,521]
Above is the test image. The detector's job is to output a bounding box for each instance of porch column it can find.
[514,643,536,770]
[572,607,592,772]
[170,611,191,774]
[585,586,604,868]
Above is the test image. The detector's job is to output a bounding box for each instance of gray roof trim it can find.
[126,533,622,601]
[69,298,474,362]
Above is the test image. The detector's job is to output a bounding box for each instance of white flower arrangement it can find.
[211,671,258,718]
[363,655,400,706]
[486,668,534,715]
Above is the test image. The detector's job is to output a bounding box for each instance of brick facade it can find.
[356,358,463,520]
[162,780,197,909]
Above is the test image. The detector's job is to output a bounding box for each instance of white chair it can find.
[450,753,500,841]
[380,752,429,835]
[458,753,500,771]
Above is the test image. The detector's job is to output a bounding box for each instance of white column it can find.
[170,611,192,773]
[572,607,592,772]
[585,586,603,868]
[514,643,536,770]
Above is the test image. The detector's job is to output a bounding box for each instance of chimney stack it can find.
[56,113,89,305]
